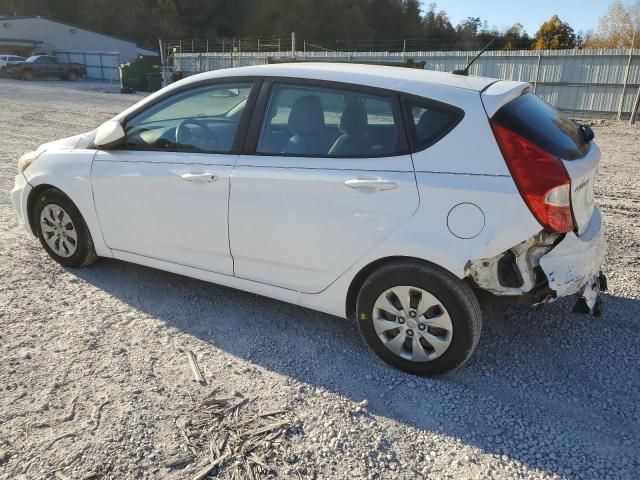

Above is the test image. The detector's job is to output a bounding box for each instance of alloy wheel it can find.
[373,286,453,362]
[40,204,78,258]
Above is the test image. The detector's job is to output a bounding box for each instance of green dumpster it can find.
[119,56,161,92]
[146,73,162,92]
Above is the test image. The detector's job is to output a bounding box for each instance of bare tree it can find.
[586,0,639,48]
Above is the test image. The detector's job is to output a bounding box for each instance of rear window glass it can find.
[402,97,464,152]
[492,93,589,160]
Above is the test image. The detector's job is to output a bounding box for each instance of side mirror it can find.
[94,120,125,149]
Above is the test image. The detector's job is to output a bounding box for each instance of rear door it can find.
[229,79,419,293]
[488,92,597,235]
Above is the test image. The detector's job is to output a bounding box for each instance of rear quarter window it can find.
[492,93,589,160]
[402,96,464,152]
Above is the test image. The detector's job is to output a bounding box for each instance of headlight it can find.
[17,151,41,174]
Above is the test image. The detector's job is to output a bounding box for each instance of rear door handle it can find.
[344,178,398,191]
[181,172,218,183]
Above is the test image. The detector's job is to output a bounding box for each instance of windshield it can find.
[25,56,39,63]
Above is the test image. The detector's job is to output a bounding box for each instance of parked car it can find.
[0,54,25,77]
[10,63,606,375]
[4,55,86,81]
[0,54,25,68]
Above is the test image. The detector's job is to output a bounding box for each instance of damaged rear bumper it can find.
[539,207,606,312]
[468,207,606,314]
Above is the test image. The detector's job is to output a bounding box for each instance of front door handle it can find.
[181,172,218,183]
[344,178,398,191]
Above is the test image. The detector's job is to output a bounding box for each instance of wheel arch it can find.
[345,255,462,320]
[27,183,59,236]
[26,183,106,259]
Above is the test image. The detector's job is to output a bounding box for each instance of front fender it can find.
[23,149,112,258]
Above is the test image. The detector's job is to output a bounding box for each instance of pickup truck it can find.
[4,55,86,81]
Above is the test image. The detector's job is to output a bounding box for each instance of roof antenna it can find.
[451,38,496,76]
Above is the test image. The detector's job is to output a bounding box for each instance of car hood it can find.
[36,129,97,153]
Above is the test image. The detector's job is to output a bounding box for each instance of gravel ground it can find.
[0,79,639,480]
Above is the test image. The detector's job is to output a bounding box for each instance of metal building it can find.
[0,15,157,81]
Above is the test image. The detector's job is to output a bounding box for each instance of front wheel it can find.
[22,69,33,81]
[356,261,482,376]
[32,188,98,268]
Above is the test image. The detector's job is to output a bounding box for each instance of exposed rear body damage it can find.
[467,207,606,311]
[468,81,607,314]
[539,207,607,310]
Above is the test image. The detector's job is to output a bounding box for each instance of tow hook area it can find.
[572,271,607,317]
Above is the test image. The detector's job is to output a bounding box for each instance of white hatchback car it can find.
[11,63,606,375]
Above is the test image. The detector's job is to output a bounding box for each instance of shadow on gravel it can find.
[73,259,640,479]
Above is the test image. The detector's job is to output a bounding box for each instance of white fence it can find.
[54,51,120,82]
[172,48,640,120]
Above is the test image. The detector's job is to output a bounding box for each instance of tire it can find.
[32,188,98,268]
[356,261,482,376]
[22,69,33,81]
[66,70,78,81]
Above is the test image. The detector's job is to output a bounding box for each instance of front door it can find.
[229,81,419,293]
[92,81,254,275]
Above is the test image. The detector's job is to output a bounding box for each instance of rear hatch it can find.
[484,87,597,235]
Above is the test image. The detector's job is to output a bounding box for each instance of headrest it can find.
[288,95,325,135]
[339,99,368,135]
[417,108,450,140]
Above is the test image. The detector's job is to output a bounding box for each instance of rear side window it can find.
[402,96,464,152]
[256,83,401,157]
[492,93,589,160]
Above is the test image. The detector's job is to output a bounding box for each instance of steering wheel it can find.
[175,118,217,150]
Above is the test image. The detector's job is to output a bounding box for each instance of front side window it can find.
[257,83,400,157]
[403,96,464,152]
[124,83,252,152]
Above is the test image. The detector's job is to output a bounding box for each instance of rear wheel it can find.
[356,261,482,376]
[21,69,33,81]
[66,70,78,81]
[32,188,98,268]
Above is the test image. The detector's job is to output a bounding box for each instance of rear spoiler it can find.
[481,80,531,118]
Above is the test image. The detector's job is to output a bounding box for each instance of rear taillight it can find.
[490,121,574,233]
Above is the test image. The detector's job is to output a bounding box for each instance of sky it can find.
[430,0,613,35]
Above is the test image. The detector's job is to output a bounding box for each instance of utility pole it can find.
[291,32,296,59]
[631,81,640,124]
[618,29,636,120]
[158,39,166,85]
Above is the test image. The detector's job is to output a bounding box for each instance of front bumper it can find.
[539,207,606,310]
[10,173,34,235]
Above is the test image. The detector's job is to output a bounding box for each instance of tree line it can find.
[0,0,638,51]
